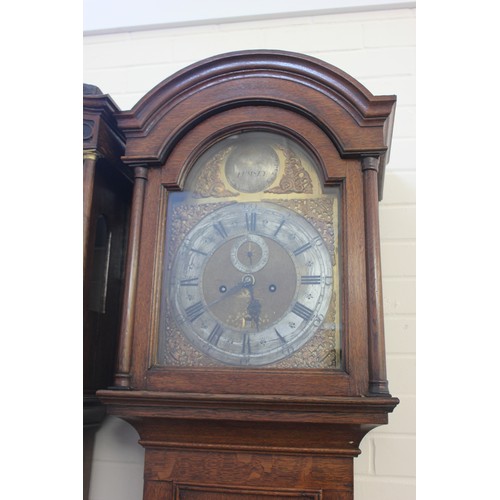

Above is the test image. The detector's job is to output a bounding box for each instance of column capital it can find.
[83,149,103,162]
[131,165,149,180]
[361,156,380,173]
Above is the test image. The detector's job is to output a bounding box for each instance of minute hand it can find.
[206,280,247,308]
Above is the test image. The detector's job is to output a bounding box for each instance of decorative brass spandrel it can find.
[265,143,313,195]
[192,147,239,198]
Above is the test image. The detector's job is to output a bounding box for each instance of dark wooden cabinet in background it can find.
[91,50,399,499]
[83,84,133,499]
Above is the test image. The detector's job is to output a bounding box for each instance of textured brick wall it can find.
[84,7,416,500]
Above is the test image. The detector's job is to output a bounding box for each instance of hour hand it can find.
[246,298,261,329]
[246,285,261,330]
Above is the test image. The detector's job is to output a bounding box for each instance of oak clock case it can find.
[96,50,399,500]
[158,131,341,370]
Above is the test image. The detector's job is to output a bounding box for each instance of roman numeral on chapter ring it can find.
[246,212,257,232]
[213,221,228,239]
[190,248,208,256]
[292,302,314,321]
[274,328,287,344]
[180,277,199,286]
[242,333,251,354]
[300,275,322,285]
[293,241,313,256]
[207,323,223,346]
[273,219,285,237]
[184,301,205,322]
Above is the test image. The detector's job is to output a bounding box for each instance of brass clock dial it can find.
[169,202,332,366]
[158,131,341,369]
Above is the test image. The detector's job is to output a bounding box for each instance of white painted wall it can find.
[83,0,415,32]
[84,7,416,499]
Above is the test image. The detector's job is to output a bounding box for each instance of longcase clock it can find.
[97,50,399,500]
[83,84,133,499]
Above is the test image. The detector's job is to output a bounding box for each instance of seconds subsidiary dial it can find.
[169,202,332,366]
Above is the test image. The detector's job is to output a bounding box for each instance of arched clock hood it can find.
[116,50,395,199]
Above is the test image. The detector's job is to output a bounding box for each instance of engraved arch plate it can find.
[188,131,318,198]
